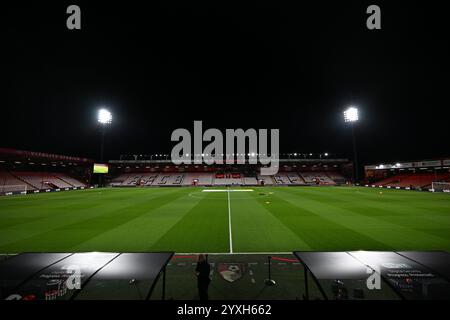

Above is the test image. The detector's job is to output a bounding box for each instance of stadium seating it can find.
[326,172,346,184]
[183,173,214,186]
[107,171,350,188]
[256,174,275,185]
[13,172,55,190]
[287,173,306,185]
[274,173,290,184]
[57,174,87,188]
[121,175,143,186]
[299,172,336,185]
[112,173,186,186]
[9,172,86,190]
[110,173,131,186]
[140,174,159,186]
[243,177,258,185]
[271,173,306,185]
[45,176,73,189]
[153,173,185,186]
[0,171,35,192]
[375,173,450,188]
[214,173,243,186]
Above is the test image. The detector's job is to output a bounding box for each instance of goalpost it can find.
[431,181,450,193]
[0,184,28,194]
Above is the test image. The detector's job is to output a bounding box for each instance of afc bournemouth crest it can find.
[218,263,246,283]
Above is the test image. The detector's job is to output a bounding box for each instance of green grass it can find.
[0,186,450,253]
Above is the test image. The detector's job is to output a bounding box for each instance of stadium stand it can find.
[326,172,346,184]
[374,173,450,188]
[286,173,306,185]
[153,173,185,186]
[256,174,275,185]
[110,173,130,186]
[108,170,350,188]
[0,171,35,192]
[140,174,159,186]
[110,173,158,186]
[182,173,214,186]
[274,173,290,185]
[271,173,307,185]
[0,149,91,195]
[299,172,336,185]
[182,173,196,186]
[121,174,143,186]
[243,176,258,185]
[8,172,86,190]
[214,173,243,186]
[57,174,87,188]
[13,172,56,190]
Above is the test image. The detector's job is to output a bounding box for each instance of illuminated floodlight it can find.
[344,107,359,123]
[98,109,112,124]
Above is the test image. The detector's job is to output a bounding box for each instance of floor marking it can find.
[188,191,268,200]
[202,189,254,192]
[227,188,233,254]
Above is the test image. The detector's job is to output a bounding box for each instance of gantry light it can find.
[344,107,359,123]
[98,109,112,124]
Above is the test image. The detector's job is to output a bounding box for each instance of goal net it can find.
[0,184,28,193]
[431,181,450,192]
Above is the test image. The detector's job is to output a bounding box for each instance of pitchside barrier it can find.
[0,186,94,197]
[363,184,450,193]
[4,183,446,196]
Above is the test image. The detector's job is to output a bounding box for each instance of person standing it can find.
[195,254,211,300]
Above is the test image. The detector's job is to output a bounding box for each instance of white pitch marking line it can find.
[227,187,233,254]
[202,189,254,192]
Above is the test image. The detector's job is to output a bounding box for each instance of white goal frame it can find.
[431,181,450,193]
[0,184,28,193]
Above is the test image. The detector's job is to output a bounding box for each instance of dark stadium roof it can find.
[294,251,450,300]
[0,148,93,164]
[108,158,350,165]
[0,252,173,300]
[398,251,450,281]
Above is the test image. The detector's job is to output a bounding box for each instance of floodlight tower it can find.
[344,107,359,184]
[98,108,112,163]
[97,109,112,187]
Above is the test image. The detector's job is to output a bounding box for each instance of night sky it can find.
[2,1,449,165]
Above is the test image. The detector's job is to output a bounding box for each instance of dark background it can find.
[2,1,449,165]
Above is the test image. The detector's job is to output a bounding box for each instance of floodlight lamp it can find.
[98,109,112,124]
[344,107,359,123]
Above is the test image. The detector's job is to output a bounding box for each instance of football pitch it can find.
[0,186,450,254]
